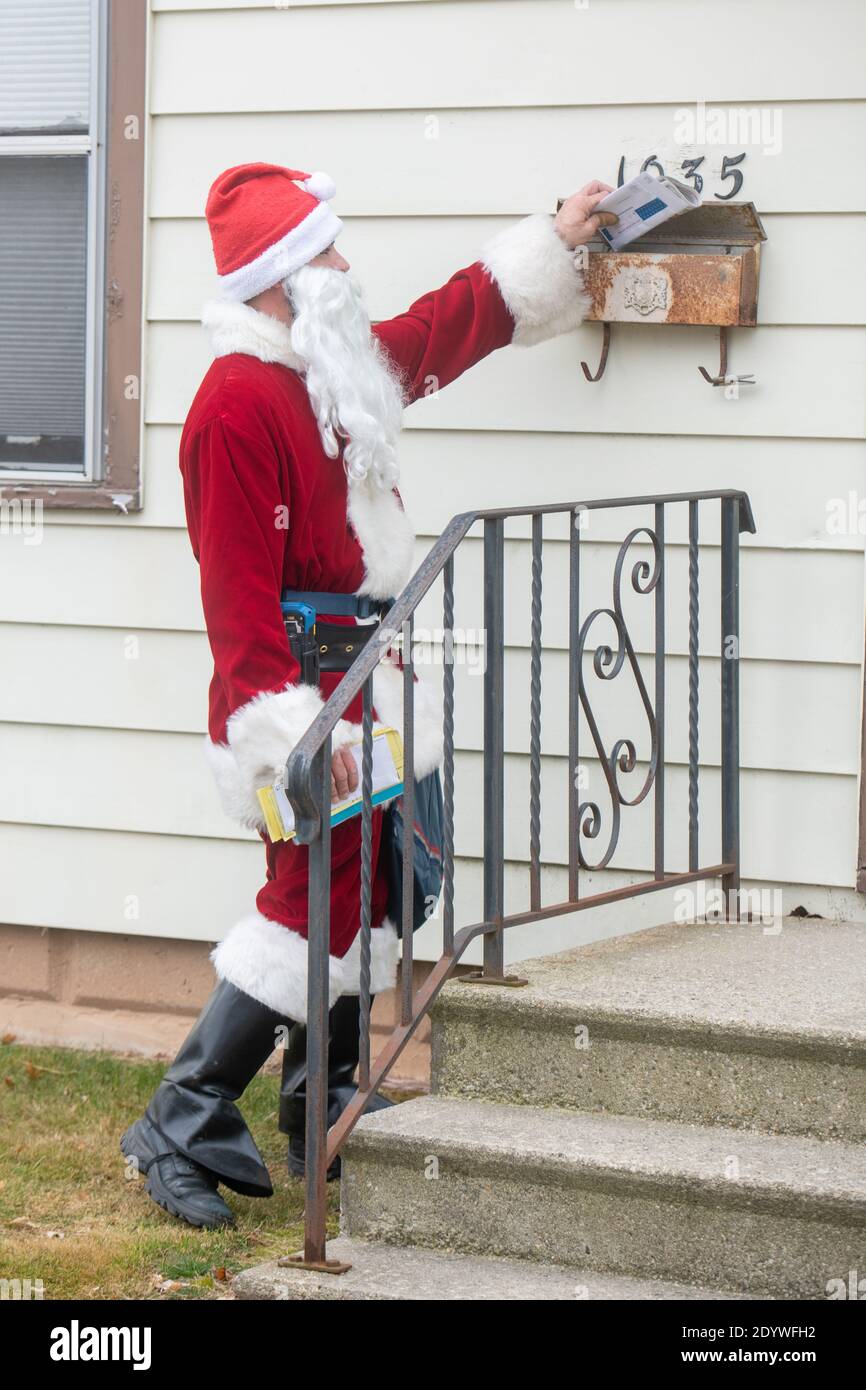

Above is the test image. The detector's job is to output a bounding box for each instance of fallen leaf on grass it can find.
[24,1061,66,1080]
[151,1273,187,1294]
[213,1267,229,1283]
[1,1033,16,1045]
[3,1076,14,1088]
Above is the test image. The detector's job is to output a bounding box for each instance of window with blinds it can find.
[0,0,102,478]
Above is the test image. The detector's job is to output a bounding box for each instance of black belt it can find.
[282,589,395,682]
[290,619,380,680]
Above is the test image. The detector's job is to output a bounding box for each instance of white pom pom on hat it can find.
[302,171,337,201]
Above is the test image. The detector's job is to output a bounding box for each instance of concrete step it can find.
[232,1235,751,1300]
[431,919,866,1141]
[341,1094,866,1298]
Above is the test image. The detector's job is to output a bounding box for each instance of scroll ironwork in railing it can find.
[282,488,756,1270]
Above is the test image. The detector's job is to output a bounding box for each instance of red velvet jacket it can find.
[184,259,524,829]
[183,213,590,1017]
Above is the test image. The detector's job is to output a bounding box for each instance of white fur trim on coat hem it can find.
[211,912,399,1022]
[480,213,591,347]
[339,915,399,997]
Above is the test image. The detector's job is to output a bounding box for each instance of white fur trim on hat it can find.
[217,199,344,302]
[480,213,591,347]
[211,912,399,1022]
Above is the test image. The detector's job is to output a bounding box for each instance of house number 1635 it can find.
[617,153,747,200]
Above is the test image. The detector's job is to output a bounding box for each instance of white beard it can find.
[284,265,405,490]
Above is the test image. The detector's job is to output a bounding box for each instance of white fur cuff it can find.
[211,912,400,1022]
[205,664,444,834]
[481,213,591,347]
[206,682,356,830]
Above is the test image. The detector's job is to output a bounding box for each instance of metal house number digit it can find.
[681,156,705,194]
[615,152,746,199]
[716,153,746,200]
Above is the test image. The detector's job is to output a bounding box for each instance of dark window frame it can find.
[4,0,146,512]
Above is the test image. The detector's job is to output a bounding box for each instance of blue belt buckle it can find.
[281,598,317,634]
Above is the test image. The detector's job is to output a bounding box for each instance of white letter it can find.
[50,1328,70,1361]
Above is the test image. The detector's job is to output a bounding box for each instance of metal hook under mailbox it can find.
[581,321,611,382]
[565,202,767,391]
[698,326,755,387]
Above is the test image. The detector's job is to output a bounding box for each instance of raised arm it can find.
[373,197,613,404]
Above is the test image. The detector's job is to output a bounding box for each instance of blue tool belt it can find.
[280,589,394,620]
[280,589,395,683]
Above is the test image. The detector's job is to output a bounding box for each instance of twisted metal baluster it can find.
[482,517,505,978]
[401,614,416,1022]
[303,734,332,1266]
[529,512,543,911]
[358,674,374,1090]
[688,501,699,873]
[442,556,455,956]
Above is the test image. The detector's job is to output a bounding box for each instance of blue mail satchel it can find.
[380,769,444,937]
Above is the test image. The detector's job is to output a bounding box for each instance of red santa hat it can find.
[205,162,343,302]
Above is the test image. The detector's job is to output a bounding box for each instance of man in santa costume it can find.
[121,162,615,1227]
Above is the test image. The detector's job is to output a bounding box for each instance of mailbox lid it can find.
[612,200,767,251]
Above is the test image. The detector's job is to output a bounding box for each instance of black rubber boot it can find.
[121,1115,236,1230]
[120,978,289,1224]
[279,992,394,1181]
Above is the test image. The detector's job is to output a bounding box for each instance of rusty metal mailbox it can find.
[556,200,767,384]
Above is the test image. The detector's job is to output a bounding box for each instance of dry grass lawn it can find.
[0,1039,341,1300]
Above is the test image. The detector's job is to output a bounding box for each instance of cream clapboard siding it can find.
[2,0,865,968]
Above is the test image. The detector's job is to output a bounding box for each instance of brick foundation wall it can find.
[0,923,437,1088]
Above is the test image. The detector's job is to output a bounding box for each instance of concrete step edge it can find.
[433,987,866,1064]
[346,1095,866,1224]
[231,1236,757,1301]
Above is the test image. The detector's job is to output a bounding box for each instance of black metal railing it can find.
[283,488,755,1269]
